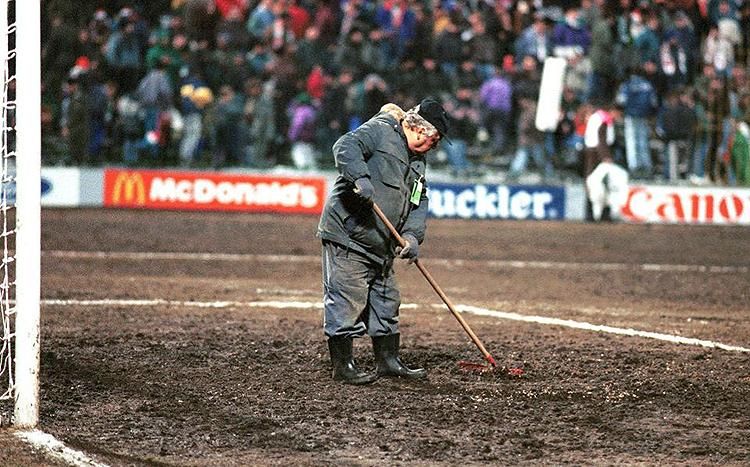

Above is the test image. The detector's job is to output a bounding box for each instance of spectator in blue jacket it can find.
[632,11,662,68]
[374,0,418,68]
[514,12,551,65]
[616,64,659,178]
[246,0,275,43]
[551,5,591,58]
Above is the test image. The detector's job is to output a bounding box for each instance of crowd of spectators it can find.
[41,0,750,186]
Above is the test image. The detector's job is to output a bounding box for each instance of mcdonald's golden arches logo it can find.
[111,171,147,205]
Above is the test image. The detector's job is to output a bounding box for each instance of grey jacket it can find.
[318,108,428,265]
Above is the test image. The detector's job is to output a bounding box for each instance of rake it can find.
[371,202,498,372]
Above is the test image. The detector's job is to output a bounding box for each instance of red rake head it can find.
[457,355,525,377]
[457,354,497,373]
[458,360,494,373]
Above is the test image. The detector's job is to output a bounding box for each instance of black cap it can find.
[417,97,450,138]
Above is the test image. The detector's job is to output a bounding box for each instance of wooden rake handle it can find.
[371,202,497,367]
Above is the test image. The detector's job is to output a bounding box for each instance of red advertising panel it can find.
[621,185,750,225]
[104,169,326,214]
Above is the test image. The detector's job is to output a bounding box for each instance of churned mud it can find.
[1,209,747,466]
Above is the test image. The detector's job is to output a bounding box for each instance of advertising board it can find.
[103,169,326,214]
[40,167,81,206]
[621,185,750,225]
[427,183,565,220]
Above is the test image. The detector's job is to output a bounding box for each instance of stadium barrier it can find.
[36,167,750,225]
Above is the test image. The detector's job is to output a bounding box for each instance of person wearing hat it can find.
[317,97,449,385]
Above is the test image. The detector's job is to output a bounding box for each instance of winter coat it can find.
[65,89,91,148]
[287,103,317,143]
[657,101,696,141]
[184,0,219,43]
[468,33,498,64]
[616,75,658,118]
[318,105,428,265]
[434,29,464,65]
[105,30,142,69]
[633,28,661,65]
[551,22,591,54]
[589,18,616,77]
[136,69,173,110]
[446,98,480,141]
[514,72,543,145]
[375,4,418,56]
[479,75,513,112]
[514,26,551,63]
[215,0,248,19]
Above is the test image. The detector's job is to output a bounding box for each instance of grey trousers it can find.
[321,241,400,338]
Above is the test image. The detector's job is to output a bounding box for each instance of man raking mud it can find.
[317,98,449,385]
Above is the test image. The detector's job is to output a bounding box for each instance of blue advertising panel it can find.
[427,183,566,220]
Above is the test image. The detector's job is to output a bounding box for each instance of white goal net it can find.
[1,0,41,428]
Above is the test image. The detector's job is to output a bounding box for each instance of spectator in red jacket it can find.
[215,0,249,20]
[287,0,311,40]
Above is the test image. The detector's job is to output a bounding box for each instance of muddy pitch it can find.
[2,209,749,466]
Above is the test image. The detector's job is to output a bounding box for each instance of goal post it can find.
[0,0,41,428]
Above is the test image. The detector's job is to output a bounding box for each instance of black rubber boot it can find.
[327,336,377,385]
[373,334,427,379]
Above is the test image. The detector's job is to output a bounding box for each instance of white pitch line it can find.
[456,304,750,353]
[43,250,319,264]
[15,430,110,467]
[42,298,749,353]
[41,298,419,310]
[41,250,750,274]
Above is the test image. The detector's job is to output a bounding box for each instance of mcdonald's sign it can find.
[103,169,327,214]
[104,171,147,207]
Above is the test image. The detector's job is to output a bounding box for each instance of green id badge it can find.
[410,177,423,206]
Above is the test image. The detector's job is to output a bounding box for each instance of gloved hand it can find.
[353,177,375,204]
[396,233,419,264]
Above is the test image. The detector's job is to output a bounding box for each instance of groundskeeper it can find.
[317,97,450,385]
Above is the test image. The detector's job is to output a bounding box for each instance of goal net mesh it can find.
[0,0,15,407]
